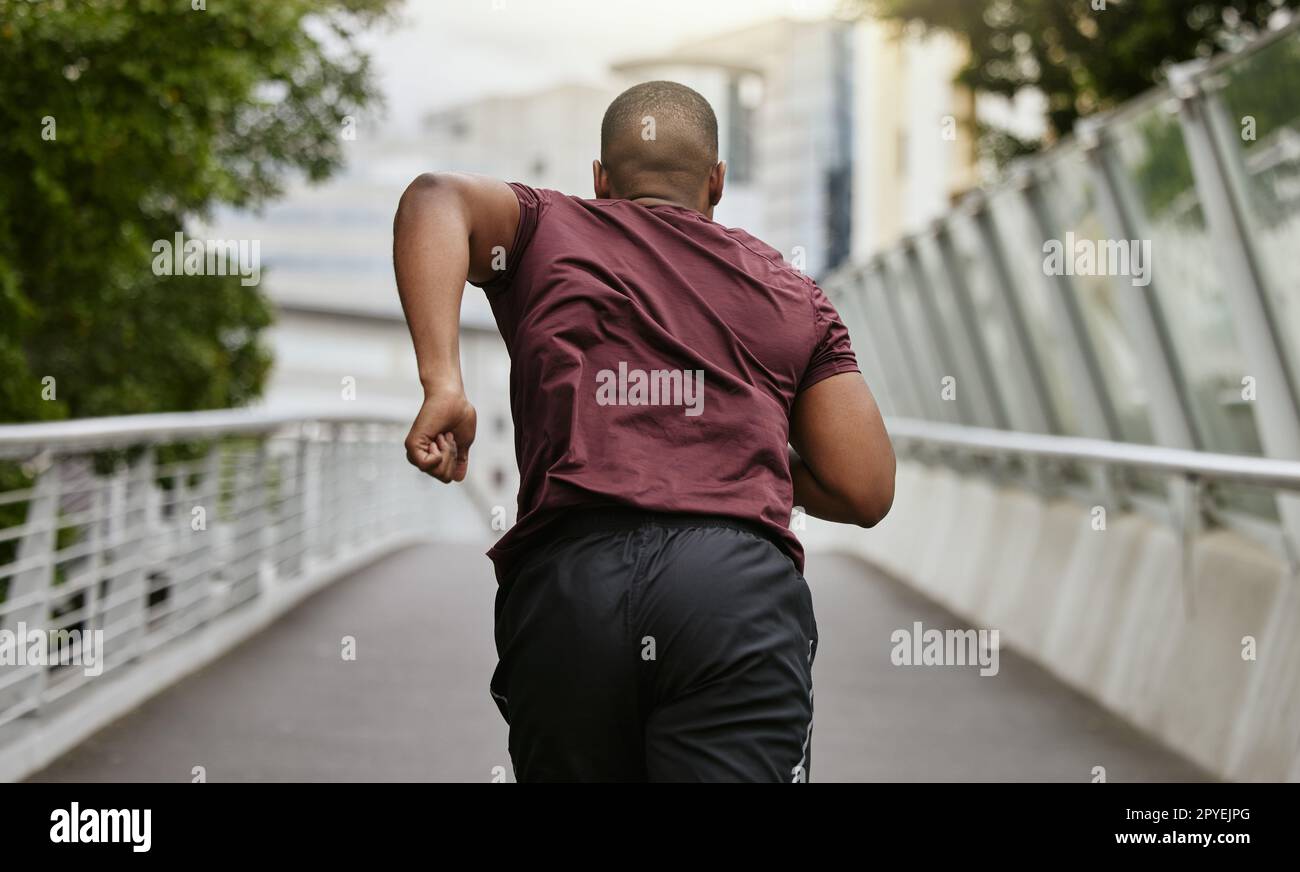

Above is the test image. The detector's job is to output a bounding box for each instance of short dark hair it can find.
[599,81,719,189]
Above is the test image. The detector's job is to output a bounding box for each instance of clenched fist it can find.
[405,389,477,483]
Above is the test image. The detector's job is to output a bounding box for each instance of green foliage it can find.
[0,0,395,602]
[856,0,1300,161]
[0,0,396,423]
[1129,113,1198,220]
[1215,29,1300,220]
[1127,28,1300,221]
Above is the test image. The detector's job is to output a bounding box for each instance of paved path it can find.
[31,543,1209,782]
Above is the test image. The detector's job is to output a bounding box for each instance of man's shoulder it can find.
[719,224,787,264]
[508,185,613,228]
[515,190,816,289]
[714,224,819,295]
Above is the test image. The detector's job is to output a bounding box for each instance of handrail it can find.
[888,418,1300,491]
[0,402,449,737]
[11,408,1297,489]
[0,405,411,457]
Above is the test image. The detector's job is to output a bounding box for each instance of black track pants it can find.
[489,510,819,783]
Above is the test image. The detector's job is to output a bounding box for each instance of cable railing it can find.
[0,407,449,730]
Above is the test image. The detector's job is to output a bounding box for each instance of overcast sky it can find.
[361,0,840,134]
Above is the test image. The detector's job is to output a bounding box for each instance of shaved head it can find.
[597,81,722,211]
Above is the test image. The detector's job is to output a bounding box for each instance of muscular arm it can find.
[392,172,519,481]
[789,372,895,527]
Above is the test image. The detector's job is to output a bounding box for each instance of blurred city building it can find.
[614,17,979,271]
[422,83,616,200]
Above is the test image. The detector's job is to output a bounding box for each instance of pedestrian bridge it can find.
[6,24,1300,782]
[0,406,1295,782]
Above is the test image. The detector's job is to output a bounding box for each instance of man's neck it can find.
[627,194,709,218]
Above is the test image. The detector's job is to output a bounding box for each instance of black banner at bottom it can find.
[1,783,1284,856]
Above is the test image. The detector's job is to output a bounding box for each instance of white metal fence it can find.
[0,408,454,729]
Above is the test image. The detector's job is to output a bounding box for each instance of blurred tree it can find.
[0,0,396,423]
[853,0,1300,162]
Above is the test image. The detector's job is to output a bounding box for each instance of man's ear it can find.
[593,159,612,199]
[707,160,726,207]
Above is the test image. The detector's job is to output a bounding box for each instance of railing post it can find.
[1077,115,1207,530]
[857,266,929,419]
[1017,169,1123,442]
[225,440,260,604]
[2,456,60,717]
[320,424,339,562]
[280,431,309,579]
[117,451,153,659]
[930,222,1012,429]
[1078,118,1203,451]
[969,200,1060,435]
[826,277,897,416]
[1019,167,1129,503]
[301,425,323,570]
[1178,473,1204,618]
[193,444,222,622]
[1172,61,1300,554]
[903,239,981,425]
[254,440,274,592]
[877,253,951,422]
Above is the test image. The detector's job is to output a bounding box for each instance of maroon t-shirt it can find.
[473,183,860,582]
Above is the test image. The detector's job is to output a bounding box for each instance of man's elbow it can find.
[848,487,894,528]
[403,171,458,194]
[400,171,436,204]
[847,461,896,528]
[396,172,467,220]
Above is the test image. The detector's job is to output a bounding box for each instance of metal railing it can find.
[0,407,448,729]
[828,18,1300,553]
[887,417,1300,492]
[886,416,1300,615]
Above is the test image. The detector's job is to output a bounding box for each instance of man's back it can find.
[474,183,859,582]
[392,79,893,782]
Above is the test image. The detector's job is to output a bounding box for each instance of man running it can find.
[392,81,895,782]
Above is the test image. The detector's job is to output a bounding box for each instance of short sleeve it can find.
[798,282,861,393]
[470,182,547,294]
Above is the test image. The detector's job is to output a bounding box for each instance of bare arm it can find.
[789,372,895,526]
[392,172,519,482]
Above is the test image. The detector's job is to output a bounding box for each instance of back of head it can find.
[599,81,719,204]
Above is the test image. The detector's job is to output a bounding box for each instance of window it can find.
[726,74,760,184]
